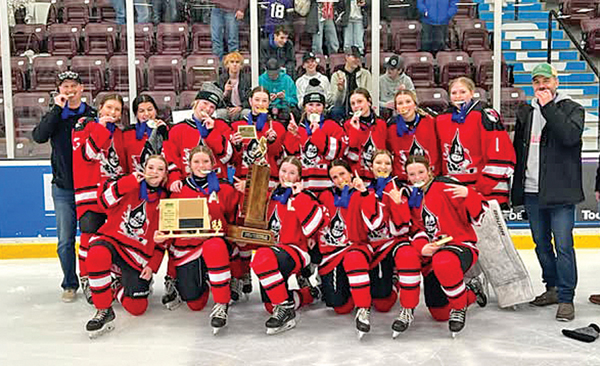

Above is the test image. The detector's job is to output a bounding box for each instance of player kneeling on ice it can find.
[167,146,241,334]
[393,155,488,338]
[85,155,168,338]
[248,157,329,335]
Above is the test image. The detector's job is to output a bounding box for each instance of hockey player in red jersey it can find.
[343,88,387,182]
[72,94,125,305]
[84,155,168,338]
[386,90,440,182]
[393,155,488,338]
[436,77,515,205]
[249,157,329,335]
[164,146,240,334]
[230,86,287,187]
[283,79,347,193]
[164,83,234,190]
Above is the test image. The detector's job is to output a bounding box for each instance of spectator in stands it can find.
[110,0,152,24]
[32,71,96,303]
[330,46,372,122]
[260,25,296,79]
[306,0,340,55]
[259,58,298,122]
[152,0,179,24]
[511,63,585,322]
[417,0,457,55]
[296,51,332,108]
[379,55,415,117]
[216,51,252,122]
[210,0,247,60]
[264,0,294,37]
[337,0,368,54]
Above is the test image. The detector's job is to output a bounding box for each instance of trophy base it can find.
[226,225,275,246]
[155,230,224,240]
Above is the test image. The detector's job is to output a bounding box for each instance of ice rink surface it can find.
[1,249,599,366]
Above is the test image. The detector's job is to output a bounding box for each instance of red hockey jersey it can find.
[283,119,348,192]
[72,117,125,218]
[119,126,154,174]
[163,119,233,186]
[409,177,487,255]
[435,101,516,204]
[92,174,167,272]
[230,117,287,187]
[386,114,440,182]
[343,114,387,181]
[168,176,240,267]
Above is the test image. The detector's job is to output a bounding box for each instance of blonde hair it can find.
[223,51,244,68]
[449,77,476,94]
[188,145,216,168]
[373,149,393,164]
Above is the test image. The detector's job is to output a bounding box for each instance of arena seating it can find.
[107,55,146,92]
[437,51,472,89]
[186,55,220,90]
[147,55,184,92]
[31,56,69,91]
[402,52,435,88]
[62,0,91,25]
[156,23,189,56]
[416,88,449,113]
[119,24,154,58]
[582,18,600,54]
[11,24,46,56]
[83,23,118,58]
[471,51,509,90]
[47,24,81,57]
[71,56,107,96]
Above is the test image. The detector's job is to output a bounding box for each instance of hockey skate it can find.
[449,307,467,338]
[266,300,296,335]
[161,275,182,310]
[355,307,371,340]
[391,307,414,338]
[86,307,116,339]
[230,277,248,303]
[467,276,488,308]
[210,303,229,335]
[241,273,253,296]
[80,276,93,305]
[297,274,322,303]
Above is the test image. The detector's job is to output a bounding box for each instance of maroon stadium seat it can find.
[402,52,435,88]
[471,50,508,90]
[120,23,154,58]
[582,18,600,54]
[80,92,94,106]
[473,87,488,105]
[107,55,146,92]
[559,0,600,25]
[191,24,212,54]
[71,56,107,96]
[140,91,177,121]
[239,23,251,51]
[454,19,489,53]
[148,55,184,92]
[179,91,197,109]
[365,52,396,72]
[62,0,91,25]
[157,23,189,55]
[328,53,347,73]
[32,56,69,91]
[47,24,82,57]
[497,87,527,128]
[416,88,449,114]
[186,55,220,90]
[391,20,421,53]
[365,24,392,53]
[46,1,61,25]
[454,0,478,21]
[436,51,472,89]
[13,92,52,140]
[94,0,118,23]
[0,57,30,92]
[83,23,118,58]
[11,24,46,55]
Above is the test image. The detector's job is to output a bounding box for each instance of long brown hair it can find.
[280,156,302,178]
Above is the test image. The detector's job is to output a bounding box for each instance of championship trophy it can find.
[156,197,223,239]
[226,136,275,246]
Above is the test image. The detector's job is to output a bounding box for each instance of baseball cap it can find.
[385,55,403,70]
[531,63,558,79]
[57,70,82,85]
[345,46,362,58]
[266,58,281,78]
[302,51,317,63]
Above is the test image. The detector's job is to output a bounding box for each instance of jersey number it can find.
[270,3,285,19]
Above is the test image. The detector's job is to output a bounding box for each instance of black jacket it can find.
[259,37,296,79]
[32,103,97,190]
[511,97,585,207]
[216,71,251,109]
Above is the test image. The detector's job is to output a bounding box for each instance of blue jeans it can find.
[312,19,340,55]
[524,193,578,303]
[211,7,240,60]
[52,184,79,290]
[110,0,152,24]
[152,0,178,24]
[343,19,364,54]
[421,23,448,54]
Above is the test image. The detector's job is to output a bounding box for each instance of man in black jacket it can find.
[259,25,296,79]
[511,63,585,322]
[32,71,96,303]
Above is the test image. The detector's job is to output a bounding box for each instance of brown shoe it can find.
[589,294,600,305]
[530,287,558,307]
[61,288,77,303]
[556,303,575,322]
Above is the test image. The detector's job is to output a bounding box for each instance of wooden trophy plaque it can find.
[156,198,223,239]
[226,163,275,246]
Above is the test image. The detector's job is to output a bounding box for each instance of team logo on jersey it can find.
[120,201,148,244]
[132,145,154,173]
[483,108,500,124]
[242,138,263,168]
[422,203,439,239]
[321,209,347,246]
[302,141,319,168]
[443,131,476,175]
[361,135,376,169]
[268,206,282,243]
[100,142,123,178]
[398,137,429,172]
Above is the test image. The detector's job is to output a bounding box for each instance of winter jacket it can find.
[330,67,372,107]
[379,73,415,106]
[259,70,299,109]
[259,35,296,78]
[216,71,251,109]
[417,0,458,25]
[511,96,585,207]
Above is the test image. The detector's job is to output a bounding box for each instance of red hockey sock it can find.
[86,245,113,309]
[292,287,314,309]
[343,250,371,308]
[79,233,92,277]
[252,248,288,305]
[334,297,355,315]
[432,250,467,310]
[372,288,397,313]
[394,245,422,309]
[186,290,209,311]
[203,238,231,304]
[121,297,148,316]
